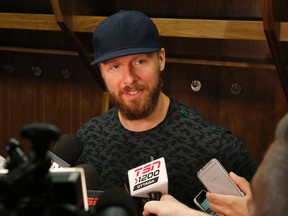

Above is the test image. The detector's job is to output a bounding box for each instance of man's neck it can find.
[118,93,170,132]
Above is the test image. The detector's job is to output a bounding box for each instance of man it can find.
[247,112,288,216]
[143,113,288,216]
[75,10,257,211]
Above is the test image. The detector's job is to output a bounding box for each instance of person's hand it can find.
[206,172,252,216]
[142,194,208,216]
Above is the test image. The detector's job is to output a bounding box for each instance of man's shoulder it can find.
[90,107,117,121]
[78,107,118,132]
[170,100,217,123]
[170,99,202,118]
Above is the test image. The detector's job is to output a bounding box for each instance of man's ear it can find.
[98,63,104,77]
[158,48,166,72]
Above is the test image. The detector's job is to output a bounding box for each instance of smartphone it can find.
[197,158,244,196]
[193,190,216,215]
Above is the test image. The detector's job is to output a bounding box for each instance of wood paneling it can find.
[0,52,103,156]
[117,0,262,18]
[162,63,288,162]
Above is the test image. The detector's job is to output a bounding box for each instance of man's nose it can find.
[122,65,138,84]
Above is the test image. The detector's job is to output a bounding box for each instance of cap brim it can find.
[91,47,160,65]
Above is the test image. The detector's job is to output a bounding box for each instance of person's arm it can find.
[206,172,252,216]
[142,194,208,216]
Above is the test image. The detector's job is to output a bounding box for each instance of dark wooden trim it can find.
[1,12,288,41]
[261,0,288,101]
[0,46,276,70]
[50,0,106,91]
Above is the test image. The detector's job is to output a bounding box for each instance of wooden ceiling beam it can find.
[1,12,288,41]
[0,13,60,31]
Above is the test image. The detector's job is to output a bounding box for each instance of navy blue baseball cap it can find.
[91,10,161,65]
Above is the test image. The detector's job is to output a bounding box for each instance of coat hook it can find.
[62,69,72,79]
[191,80,201,92]
[32,66,42,77]
[3,64,15,75]
[230,83,242,95]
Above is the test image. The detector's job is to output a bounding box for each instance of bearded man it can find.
[75,10,257,215]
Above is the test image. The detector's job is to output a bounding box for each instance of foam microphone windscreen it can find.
[76,164,98,190]
[94,188,138,216]
[52,134,84,166]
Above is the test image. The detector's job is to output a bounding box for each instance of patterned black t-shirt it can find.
[76,99,257,210]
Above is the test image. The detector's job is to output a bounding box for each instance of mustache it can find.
[121,83,146,93]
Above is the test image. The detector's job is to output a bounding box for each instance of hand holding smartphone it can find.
[193,190,216,216]
[193,158,244,215]
[197,158,244,196]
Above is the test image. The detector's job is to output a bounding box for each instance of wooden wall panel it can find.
[117,0,261,18]
[162,63,288,162]
[0,51,103,156]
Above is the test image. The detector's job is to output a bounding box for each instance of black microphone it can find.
[5,138,28,170]
[48,151,71,169]
[21,122,60,159]
[76,164,106,214]
[76,164,98,190]
[51,134,84,168]
[94,188,138,216]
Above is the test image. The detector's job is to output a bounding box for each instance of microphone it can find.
[75,164,106,213]
[94,188,138,216]
[76,164,98,190]
[5,138,28,170]
[48,150,71,169]
[50,134,84,168]
[127,157,168,199]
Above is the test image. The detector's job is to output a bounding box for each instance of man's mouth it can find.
[127,90,139,95]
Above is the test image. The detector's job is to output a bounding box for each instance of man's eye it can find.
[136,59,145,65]
[111,65,119,69]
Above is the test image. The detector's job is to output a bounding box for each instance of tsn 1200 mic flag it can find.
[128,157,168,198]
